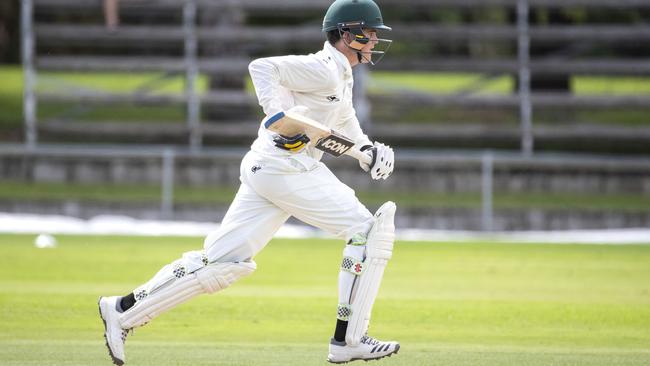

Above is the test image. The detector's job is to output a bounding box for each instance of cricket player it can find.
[98,0,398,364]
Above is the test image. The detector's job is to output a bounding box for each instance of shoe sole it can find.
[98,297,125,366]
[327,344,400,364]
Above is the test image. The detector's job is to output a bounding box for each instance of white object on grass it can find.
[34,233,57,248]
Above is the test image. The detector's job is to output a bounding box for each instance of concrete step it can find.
[3,144,649,194]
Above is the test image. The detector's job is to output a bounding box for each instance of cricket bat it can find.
[264,110,372,165]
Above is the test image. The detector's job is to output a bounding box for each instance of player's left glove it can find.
[359,141,394,180]
[273,133,311,152]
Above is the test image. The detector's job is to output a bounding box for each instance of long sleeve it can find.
[248,55,335,117]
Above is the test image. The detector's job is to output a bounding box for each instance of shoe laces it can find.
[360,335,380,346]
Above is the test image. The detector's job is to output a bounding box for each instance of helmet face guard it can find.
[337,21,392,66]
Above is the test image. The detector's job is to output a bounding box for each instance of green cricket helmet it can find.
[322,0,392,65]
[322,0,391,32]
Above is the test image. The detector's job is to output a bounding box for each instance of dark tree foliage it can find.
[0,0,19,63]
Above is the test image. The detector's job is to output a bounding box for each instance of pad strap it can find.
[341,256,364,276]
[348,233,368,246]
[337,303,352,321]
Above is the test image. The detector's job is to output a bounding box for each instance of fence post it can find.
[517,0,533,157]
[161,148,175,218]
[184,0,201,150]
[21,0,37,148]
[353,64,371,131]
[481,152,494,231]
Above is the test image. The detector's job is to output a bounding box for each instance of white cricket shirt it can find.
[248,41,373,162]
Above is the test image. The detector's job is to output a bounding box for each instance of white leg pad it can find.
[346,201,396,346]
[119,255,256,329]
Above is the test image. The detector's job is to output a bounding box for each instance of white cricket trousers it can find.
[203,151,375,262]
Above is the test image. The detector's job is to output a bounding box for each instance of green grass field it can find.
[0,234,649,365]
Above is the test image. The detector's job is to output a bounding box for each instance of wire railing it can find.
[3,143,649,230]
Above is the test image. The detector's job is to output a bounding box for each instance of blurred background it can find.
[0,0,649,232]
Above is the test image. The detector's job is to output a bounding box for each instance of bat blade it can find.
[264,111,372,165]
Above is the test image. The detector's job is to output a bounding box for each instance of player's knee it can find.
[196,261,257,294]
[203,229,259,264]
[178,250,209,272]
[344,215,373,244]
[367,201,396,260]
[173,250,257,294]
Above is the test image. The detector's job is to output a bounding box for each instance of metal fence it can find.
[3,143,649,230]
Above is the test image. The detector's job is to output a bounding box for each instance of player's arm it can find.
[249,56,331,152]
[248,55,332,117]
[339,105,394,180]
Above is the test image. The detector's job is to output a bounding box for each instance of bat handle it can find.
[346,147,373,166]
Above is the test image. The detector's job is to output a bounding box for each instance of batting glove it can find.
[273,133,311,152]
[359,141,394,180]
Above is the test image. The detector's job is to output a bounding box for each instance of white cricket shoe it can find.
[327,335,400,363]
[98,296,130,365]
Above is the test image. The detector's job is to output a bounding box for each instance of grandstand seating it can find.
[27,0,650,153]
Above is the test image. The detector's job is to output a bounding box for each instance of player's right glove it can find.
[359,141,394,180]
[273,133,311,152]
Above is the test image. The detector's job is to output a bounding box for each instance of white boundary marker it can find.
[0,212,648,244]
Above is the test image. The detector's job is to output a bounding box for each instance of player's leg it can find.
[243,160,399,362]
[245,160,375,241]
[99,182,289,365]
[202,181,292,263]
[328,201,399,363]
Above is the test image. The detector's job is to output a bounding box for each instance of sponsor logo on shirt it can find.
[327,95,340,102]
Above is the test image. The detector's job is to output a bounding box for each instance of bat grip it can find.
[346,147,373,166]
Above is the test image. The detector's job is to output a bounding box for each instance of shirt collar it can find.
[323,41,353,79]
